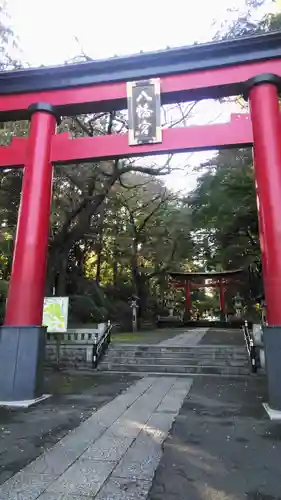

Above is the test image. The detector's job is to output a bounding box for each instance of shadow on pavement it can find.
[200,328,245,346]
[149,376,281,500]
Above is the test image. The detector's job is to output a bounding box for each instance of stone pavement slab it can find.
[0,470,55,500]
[156,378,193,413]
[95,477,152,500]
[106,378,177,438]
[0,376,193,499]
[81,435,133,462]
[47,459,115,496]
[39,495,84,500]
[159,328,208,346]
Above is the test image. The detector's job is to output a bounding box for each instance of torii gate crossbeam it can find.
[0,114,253,167]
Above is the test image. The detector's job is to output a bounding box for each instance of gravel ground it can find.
[0,371,138,485]
[148,375,281,500]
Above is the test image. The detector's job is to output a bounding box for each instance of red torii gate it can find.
[0,32,281,410]
[169,270,243,319]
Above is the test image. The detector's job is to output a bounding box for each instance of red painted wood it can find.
[191,282,223,288]
[0,137,27,168]
[172,280,241,290]
[249,82,281,325]
[1,59,281,115]
[185,281,191,311]
[172,281,229,288]
[0,114,252,168]
[5,111,56,326]
[51,114,252,163]
[219,281,226,313]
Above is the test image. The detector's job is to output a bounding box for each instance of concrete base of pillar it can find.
[263,325,281,411]
[0,393,51,409]
[0,326,46,402]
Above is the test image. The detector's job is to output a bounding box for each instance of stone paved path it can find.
[0,376,193,499]
[158,328,208,347]
[112,329,191,345]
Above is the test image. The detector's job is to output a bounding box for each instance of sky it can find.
[5,0,278,193]
[7,0,274,65]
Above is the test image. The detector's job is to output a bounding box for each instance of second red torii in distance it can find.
[169,270,243,320]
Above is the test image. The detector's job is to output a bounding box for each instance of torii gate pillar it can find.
[219,280,226,321]
[0,103,57,404]
[185,281,191,319]
[247,74,281,411]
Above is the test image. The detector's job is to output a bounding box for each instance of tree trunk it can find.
[95,243,102,284]
[96,203,105,284]
[131,239,139,295]
[112,220,120,286]
[158,274,166,307]
[47,247,69,296]
[56,255,68,296]
[112,256,118,286]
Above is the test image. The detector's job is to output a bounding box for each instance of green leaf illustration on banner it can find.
[43,302,65,331]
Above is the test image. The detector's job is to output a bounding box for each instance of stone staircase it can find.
[97,343,250,376]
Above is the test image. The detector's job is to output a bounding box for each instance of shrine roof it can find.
[169,270,243,280]
[0,31,280,96]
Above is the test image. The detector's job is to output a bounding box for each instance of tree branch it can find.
[137,198,166,233]
[147,239,178,278]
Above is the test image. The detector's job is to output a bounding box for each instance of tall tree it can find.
[213,0,280,40]
[188,3,281,310]
[189,148,262,302]
[0,0,21,70]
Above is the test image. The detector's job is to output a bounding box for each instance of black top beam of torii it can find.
[0,31,281,120]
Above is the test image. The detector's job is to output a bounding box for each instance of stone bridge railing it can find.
[252,323,265,370]
[243,321,265,373]
[45,323,108,367]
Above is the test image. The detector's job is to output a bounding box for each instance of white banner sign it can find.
[43,297,69,332]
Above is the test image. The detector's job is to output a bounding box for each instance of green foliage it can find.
[189,148,262,303]
[200,1,281,305]
[0,1,21,70]
[68,295,108,324]
[190,149,259,268]
[214,0,281,40]
[0,279,8,324]
[0,278,8,297]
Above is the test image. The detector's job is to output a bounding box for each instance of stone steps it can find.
[108,344,246,355]
[109,343,245,350]
[97,343,249,376]
[101,357,247,367]
[105,348,246,361]
[105,351,246,359]
[97,363,249,376]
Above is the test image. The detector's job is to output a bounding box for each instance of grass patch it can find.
[111,330,177,343]
[112,332,150,342]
